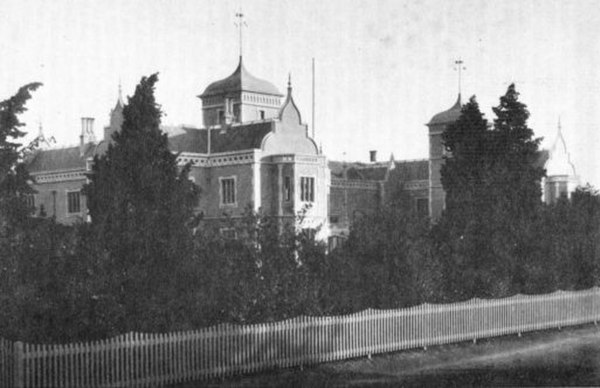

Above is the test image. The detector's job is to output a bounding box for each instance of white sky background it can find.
[2,0,600,187]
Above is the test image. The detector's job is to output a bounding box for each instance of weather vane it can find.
[454,59,466,95]
[235,10,247,57]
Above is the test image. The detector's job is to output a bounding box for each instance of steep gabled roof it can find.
[27,144,95,173]
[329,159,429,182]
[390,159,429,181]
[210,121,273,153]
[168,127,208,153]
[167,123,273,154]
[28,121,277,175]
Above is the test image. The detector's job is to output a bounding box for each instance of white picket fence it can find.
[3,287,600,387]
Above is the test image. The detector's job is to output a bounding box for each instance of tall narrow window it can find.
[558,181,568,199]
[284,176,292,201]
[259,110,265,120]
[416,198,429,218]
[300,177,315,202]
[218,110,225,124]
[24,194,35,210]
[220,177,236,206]
[220,228,237,239]
[67,191,81,214]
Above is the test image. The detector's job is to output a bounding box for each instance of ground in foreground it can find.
[174,323,600,387]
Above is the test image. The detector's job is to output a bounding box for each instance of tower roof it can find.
[428,94,463,126]
[546,120,577,177]
[278,74,302,124]
[200,57,283,98]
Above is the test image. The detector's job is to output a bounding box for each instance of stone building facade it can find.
[25,57,579,242]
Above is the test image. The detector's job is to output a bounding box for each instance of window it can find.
[558,181,568,199]
[220,177,236,206]
[220,228,237,239]
[284,176,292,201]
[24,194,35,210]
[259,110,265,120]
[67,191,81,214]
[328,235,346,252]
[416,198,429,217]
[300,177,315,202]
[218,110,225,124]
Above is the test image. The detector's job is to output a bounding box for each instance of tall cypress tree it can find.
[490,84,545,216]
[438,85,546,298]
[437,96,499,298]
[84,74,199,331]
[441,96,491,224]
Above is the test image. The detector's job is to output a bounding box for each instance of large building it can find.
[25,57,579,242]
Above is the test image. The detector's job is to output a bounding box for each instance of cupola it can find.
[199,57,283,126]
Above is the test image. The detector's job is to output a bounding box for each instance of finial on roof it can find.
[117,80,124,106]
[558,116,562,134]
[288,73,292,91]
[235,9,247,58]
[454,58,466,96]
[389,153,396,170]
[454,93,462,108]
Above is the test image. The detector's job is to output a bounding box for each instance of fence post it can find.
[14,341,23,388]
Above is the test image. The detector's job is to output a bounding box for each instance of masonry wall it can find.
[329,183,380,235]
[32,179,87,224]
[190,163,255,219]
[428,124,446,220]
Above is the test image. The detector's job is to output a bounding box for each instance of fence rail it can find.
[2,287,600,387]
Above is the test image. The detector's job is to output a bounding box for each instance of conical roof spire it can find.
[278,72,302,123]
[547,117,577,177]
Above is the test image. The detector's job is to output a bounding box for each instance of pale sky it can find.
[2,0,600,187]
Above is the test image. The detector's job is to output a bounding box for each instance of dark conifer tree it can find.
[438,85,546,298]
[490,83,545,216]
[0,83,42,230]
[84,74,199,331]
[441,96,490,224]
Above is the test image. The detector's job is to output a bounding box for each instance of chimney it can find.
[80,117,95,156]
[369,150,377,163]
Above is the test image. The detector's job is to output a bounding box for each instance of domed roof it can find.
[200,56,283,98]
[546,123,577,177]
[428,94,463,126]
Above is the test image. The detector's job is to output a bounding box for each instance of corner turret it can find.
[104,86,124,142]
[426,94,463,220]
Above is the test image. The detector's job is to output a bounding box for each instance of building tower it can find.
[544,119,579,203]
[426,94,462,220]
[104,85,125,142]
[198,57,284,127]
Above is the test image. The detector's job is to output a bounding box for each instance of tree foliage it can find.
[4,80,600,344]
[83,74,199,332]
[438,84,548,298]
[0,83,42,230]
